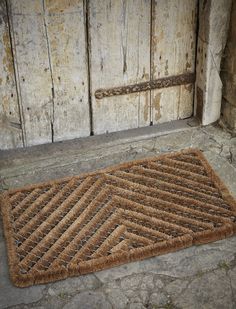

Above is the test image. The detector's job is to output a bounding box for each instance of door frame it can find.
[194,0,232,125]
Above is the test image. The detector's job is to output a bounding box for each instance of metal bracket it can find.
[95,72,195,99]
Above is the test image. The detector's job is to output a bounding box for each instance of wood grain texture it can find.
[0,0,23,150]
[89,0,151,135]
[1,0,198,149]
[151,0,197,124]
[44,0,90,142]
[8,0,53,146]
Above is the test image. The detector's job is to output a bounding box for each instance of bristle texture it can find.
[1,148,236,287]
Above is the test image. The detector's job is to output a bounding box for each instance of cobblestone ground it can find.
[0,123,236,309]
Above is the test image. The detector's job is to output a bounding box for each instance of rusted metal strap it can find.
[95,72,195,99]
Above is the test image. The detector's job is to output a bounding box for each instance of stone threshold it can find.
[0,117,199,165]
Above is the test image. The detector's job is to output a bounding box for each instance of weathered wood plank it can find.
[0,0,23,150]
[151,0,197,124]
[8,0,53,146]
[89,0,151,135]
[44,0,90,141]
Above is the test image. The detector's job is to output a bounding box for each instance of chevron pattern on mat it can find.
[1,149,236,287]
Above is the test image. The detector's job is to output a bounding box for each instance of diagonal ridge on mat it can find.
[1,148,236,287]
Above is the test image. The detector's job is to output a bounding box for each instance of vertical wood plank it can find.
[89,0,151,135]
[0,0,23,149]
[44,0,90,141]
[8,0,53,146]
[151,0,197,124]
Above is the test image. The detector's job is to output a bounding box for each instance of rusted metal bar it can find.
[95,72,195,99]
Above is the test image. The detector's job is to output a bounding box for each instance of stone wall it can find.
[221,0,236,131]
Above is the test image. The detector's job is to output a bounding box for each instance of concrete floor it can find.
[0,119,236,309]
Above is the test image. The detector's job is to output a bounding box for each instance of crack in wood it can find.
[42,0,55,143]
[9,121,21,129]
[5,0,25,146]
[84,0,94,136]
[95,73,196,99]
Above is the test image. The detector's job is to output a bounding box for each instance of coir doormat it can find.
[1,149,236,287]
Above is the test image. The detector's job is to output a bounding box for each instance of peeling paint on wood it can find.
[143,91,149,123]
[152,87,179,124]
[45,0,80,14]
[153,92,161,121]
[0,0,23,150]
[44,0,90,142]
[89,0,151,134]
[8,0,53,146]
[2,30,13,76]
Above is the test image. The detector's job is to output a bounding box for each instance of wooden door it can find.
[89,0,197,135]
[1,0,197,149]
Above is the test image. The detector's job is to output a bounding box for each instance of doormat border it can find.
[1,148,236,287]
